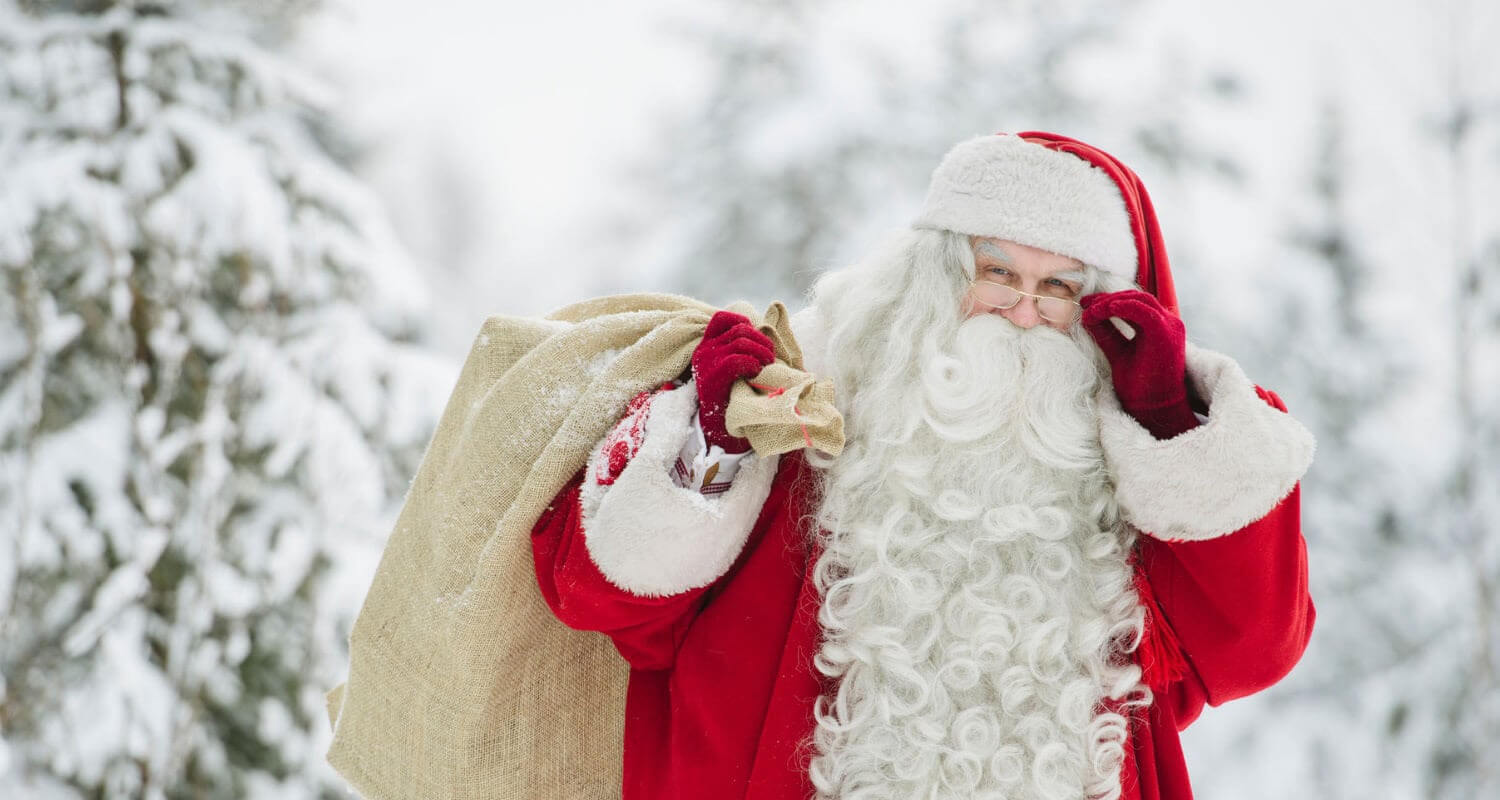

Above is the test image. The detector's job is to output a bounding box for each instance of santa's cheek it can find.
[959,295,989,320]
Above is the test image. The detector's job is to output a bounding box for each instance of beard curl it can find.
[804,230,1151,800]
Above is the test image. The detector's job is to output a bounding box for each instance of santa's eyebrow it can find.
[1052,270,1086,285]
[973,241,1012,263]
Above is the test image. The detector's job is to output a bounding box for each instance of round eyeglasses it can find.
[969,281,1083,324]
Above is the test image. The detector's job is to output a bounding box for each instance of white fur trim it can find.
[1099,343,1316,542]
[913,134,1138,278]
[579,381,780,597]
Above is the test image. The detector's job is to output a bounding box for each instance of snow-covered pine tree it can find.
[605,0,1241,310]
[1179,75,1499,800]
[1423,6,1500,789]
[0,1,451,797]
[1215,10,1500,795]
[1181,99,1426,800]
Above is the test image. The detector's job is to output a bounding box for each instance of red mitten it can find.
[1080,290,1200,440]
[692,311,777,454]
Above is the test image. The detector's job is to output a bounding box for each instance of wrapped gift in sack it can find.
[324,293,842,800]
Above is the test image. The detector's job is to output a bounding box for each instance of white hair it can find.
[802,229,1151,800]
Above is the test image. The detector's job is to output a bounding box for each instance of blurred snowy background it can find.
[2,0,1496,798]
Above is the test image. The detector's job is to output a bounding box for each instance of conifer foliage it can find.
[0,1,449,797]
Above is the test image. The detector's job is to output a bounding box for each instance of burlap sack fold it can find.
[325,293,840,800]
[725,301,844,457]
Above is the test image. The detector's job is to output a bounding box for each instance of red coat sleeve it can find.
[531,473,711,671]
[1139,387,1316,728]
[530,380,780,672]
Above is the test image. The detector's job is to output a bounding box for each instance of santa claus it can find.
[530,131,1316,800]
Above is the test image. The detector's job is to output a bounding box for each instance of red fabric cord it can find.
[1131,556,1190,691]
[747,381,814,448]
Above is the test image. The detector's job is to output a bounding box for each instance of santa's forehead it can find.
[972,237,1080,263]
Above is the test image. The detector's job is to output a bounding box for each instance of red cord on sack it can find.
[747,381,813,448]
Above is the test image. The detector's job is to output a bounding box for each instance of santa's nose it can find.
[1000,297,1044,329]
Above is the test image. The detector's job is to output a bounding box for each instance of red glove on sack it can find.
[691,311,777,454]
[1080,290,1200,440]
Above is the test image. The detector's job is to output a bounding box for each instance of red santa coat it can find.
[532,342,1316,800]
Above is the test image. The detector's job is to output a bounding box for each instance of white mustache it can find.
[919,315,1104,471]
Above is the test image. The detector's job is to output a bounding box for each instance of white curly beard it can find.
[803,232,1151,800]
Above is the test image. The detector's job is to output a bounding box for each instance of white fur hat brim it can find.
[913,134,1139,278]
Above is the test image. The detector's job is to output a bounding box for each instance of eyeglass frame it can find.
[967,279,1084,324]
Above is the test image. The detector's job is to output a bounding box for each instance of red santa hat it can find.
[913,130,1180,317]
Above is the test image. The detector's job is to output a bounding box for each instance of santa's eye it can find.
[984,266,1011,278]
[1045,277,1080,295]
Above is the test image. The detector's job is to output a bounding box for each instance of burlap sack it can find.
[325,293,841,800]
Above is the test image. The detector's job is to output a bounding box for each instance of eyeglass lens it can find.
[971,283,1079,323]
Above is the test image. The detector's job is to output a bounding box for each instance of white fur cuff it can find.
[579,382,780,597]
[1099,344,1316,542]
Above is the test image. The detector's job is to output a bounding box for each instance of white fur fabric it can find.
[913,134,1138,278]
[1098,343,1316,542]
[579,381,780,598]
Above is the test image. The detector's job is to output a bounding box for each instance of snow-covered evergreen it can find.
[1178,100,1434,799]
[0,1,453,797]
[1277,57,1500,800]
[1174,46,1500,800]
